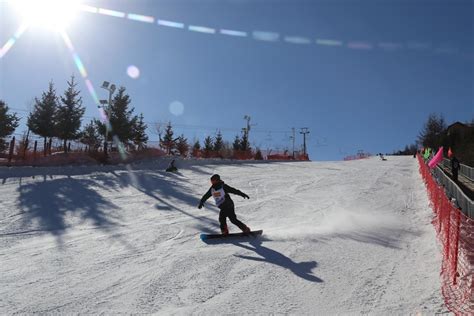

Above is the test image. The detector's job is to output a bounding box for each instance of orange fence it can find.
[343,153,371,161]
[418,155,474,314]
[267,153,309,161]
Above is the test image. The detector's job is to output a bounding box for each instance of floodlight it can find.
[100,99,108,105]
[102,81,110,89]
[110,84,116,93]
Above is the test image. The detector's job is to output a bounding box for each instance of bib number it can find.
[212,188,225,206]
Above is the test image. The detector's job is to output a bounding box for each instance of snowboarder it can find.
[198,174,251,235]
[166,159,178,172]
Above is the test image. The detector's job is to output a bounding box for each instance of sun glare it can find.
[9,0,82,31]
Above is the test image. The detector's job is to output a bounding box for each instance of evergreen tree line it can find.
[157,122,260,159]
[1,76,264,160]
[0,76,148,157]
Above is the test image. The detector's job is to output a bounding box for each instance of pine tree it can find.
[192,139,201,158]
[176,134,189,157]
[96,86,136,148]
[132,113,148,150]
[203,135,213,158]
[27,81,59,156]
[241,132,251,152]
[56,76,85,153]
[160,122,176,155]
[418,113,446,149]
[110,87,135,143]
[0,100,19,152]
[232,135,242,159]
[232,135,241,151]
[213,130,224,156]
[80,120,102,152]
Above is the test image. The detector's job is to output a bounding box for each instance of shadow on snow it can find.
[202,236,323,283]
[16,177,124,248]
[93,169,221,229]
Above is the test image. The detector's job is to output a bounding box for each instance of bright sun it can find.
[10,0,82,31]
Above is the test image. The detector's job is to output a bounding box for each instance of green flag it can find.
[423,148,431,159]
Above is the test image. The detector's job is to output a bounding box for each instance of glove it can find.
[198,202,204,209]
[242,193,250,199]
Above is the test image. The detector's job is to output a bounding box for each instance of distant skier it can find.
[166,159,178,172]
[198,174,251,235]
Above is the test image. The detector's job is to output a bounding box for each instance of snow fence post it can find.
[452,208,461,285]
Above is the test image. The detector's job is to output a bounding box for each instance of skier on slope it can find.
[198,174,251,235]
[166,159,178,172]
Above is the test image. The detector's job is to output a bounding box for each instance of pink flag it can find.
[428,147,444,169]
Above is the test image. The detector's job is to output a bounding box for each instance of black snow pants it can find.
[453,169,458,182]
[219,200,247,232]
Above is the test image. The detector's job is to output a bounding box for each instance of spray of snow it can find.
[267,207,404,244]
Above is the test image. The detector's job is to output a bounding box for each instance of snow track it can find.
[0,157,447,314]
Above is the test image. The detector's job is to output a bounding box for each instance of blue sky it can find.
[0,0,473,160]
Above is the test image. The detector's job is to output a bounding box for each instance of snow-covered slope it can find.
[0,156,447,314]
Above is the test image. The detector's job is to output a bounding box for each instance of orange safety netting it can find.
[418,155,474,315]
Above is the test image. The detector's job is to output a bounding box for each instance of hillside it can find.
[0,156,447,314]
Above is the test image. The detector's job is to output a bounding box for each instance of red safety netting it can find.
[418,155,474,315]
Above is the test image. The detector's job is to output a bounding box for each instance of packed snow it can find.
[0,156,447,314]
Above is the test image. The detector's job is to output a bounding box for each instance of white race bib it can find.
[211,187,226,206]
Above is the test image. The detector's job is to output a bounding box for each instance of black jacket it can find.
[451,157,460,171]
[200,181,247,209]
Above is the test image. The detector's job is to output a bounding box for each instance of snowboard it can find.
[200,230,263,241]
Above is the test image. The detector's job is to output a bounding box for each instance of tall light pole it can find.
[99,81,116,158]
[243,115,258,135]
[300,127,310,157]
[242,115,257,150]
[242,115,250,141]
[290,127,295,159]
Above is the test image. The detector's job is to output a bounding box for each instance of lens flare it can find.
[98,8,126,18]
[127,13,154,23]
[316,39,343,46]
[79,4,98,14]
[347,41,373,50]
[60,30,99,106]
[84,79,99,105]
[76,3,468,57]
[253,31,280,42]
[157,19,185,29]
[0,23,29,59]
[169,101,184,116]
[189,25,216,34]
[284,36,311,45]
[127,65,140,79]
[9,0,81,31]
[73,53,88,77]
[220,29,247,37]
[113,135,128,160]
